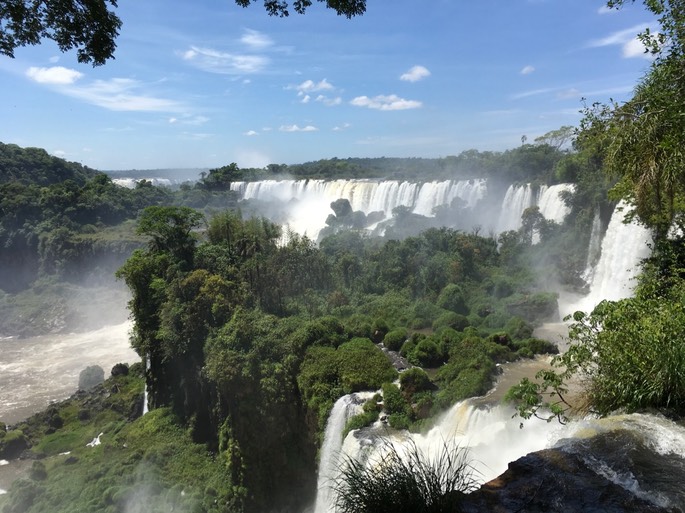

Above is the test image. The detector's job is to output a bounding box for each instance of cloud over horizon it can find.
[350,94,422,110]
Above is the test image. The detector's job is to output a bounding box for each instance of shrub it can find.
[408,339,442,368]
[371,318,389,343]
[432,312,470,332]
[383,328,408,352]
[333,439,477,513]
[399,368,433,400]
[436,284,468,315]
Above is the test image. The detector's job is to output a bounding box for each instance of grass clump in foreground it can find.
[333,439,478,513]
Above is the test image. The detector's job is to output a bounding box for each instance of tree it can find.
[579,1,685,241]
[0,0,122,65]
[1,0,366,65]
[234,0,366,17]
[137,205,204,265]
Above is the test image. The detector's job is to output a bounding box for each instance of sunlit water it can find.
[0,321,139,494]
[0,321,139,426]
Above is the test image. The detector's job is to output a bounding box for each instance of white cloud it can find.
[588,24,655,59]
[622,37,650,58]
[48,56,60,64]
[244,130,259,136]
[27,66,184,112]
[63,78,183,111]
[240,29,273,50]
[315,95,342,106]
[300,94,311,104]
[26,66,83,85]
[350,94,422,111]
[169,117,178,124]
[333,123,351,131]
[597,5,615,14]
[520,65,535,75]
[293,79,334,94]
[279,124,318,132]
[181,46,269,74]
[52,149,67,157]
[400,65,431,82]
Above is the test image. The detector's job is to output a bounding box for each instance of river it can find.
[0,322,139,495]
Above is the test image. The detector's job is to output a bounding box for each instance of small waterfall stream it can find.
[313,392,376,513]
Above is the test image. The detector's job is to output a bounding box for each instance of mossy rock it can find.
[0,429,28,459]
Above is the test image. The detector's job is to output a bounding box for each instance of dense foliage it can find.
[507,0,685,423]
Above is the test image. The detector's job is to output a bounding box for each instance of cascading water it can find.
[231,179,577,240]
[536,183,573,224]
[337,401,569,491]
[313,392,376,513]
[142,358,150,415]
[581,208,603,284]
[561,201,652,316]
[319,397,685,510]
[232,179,488,239]
[494,184,535,233]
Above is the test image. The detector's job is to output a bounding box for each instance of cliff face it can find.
[462,447,678,513]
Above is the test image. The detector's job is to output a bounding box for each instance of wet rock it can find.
[78,365,105,391]
[0,430,28,460]
[111,363,129,377]
[461,448,677,513]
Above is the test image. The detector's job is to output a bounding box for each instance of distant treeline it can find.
[235,144,571,184]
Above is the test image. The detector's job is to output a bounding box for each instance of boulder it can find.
[78,365,105,391]
[461,448,675,513]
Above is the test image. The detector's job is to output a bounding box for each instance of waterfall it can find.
[581,208,603,283]
[142,358,150,415]
[313,392,376,513]
[536,184,573,224]
[339,401,570,490]
[494,184,535,233]
[231,178,486,240]
[325,399,685,509]
[562,201,652,316]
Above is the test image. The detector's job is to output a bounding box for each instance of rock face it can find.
[78,365,105,391]
[461,448,678,513]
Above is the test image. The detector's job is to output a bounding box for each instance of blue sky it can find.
[0,0,656,170]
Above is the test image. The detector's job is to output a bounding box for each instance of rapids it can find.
[0,321,139,426]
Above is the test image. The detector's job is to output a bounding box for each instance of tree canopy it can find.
[0,0,367,65]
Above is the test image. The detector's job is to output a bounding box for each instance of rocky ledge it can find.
[462,447,681,513]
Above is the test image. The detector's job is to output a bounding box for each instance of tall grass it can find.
[333,438,478,513]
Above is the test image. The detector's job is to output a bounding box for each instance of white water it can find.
[0,321,139,425]
[561,201,652,316]
[317,398,685,510]
[537,184,573,224]
[495,184,535,233]
[232,179,576,240]
[581,208,603,284]
[233,179,489,239]
[313,392,375,513]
